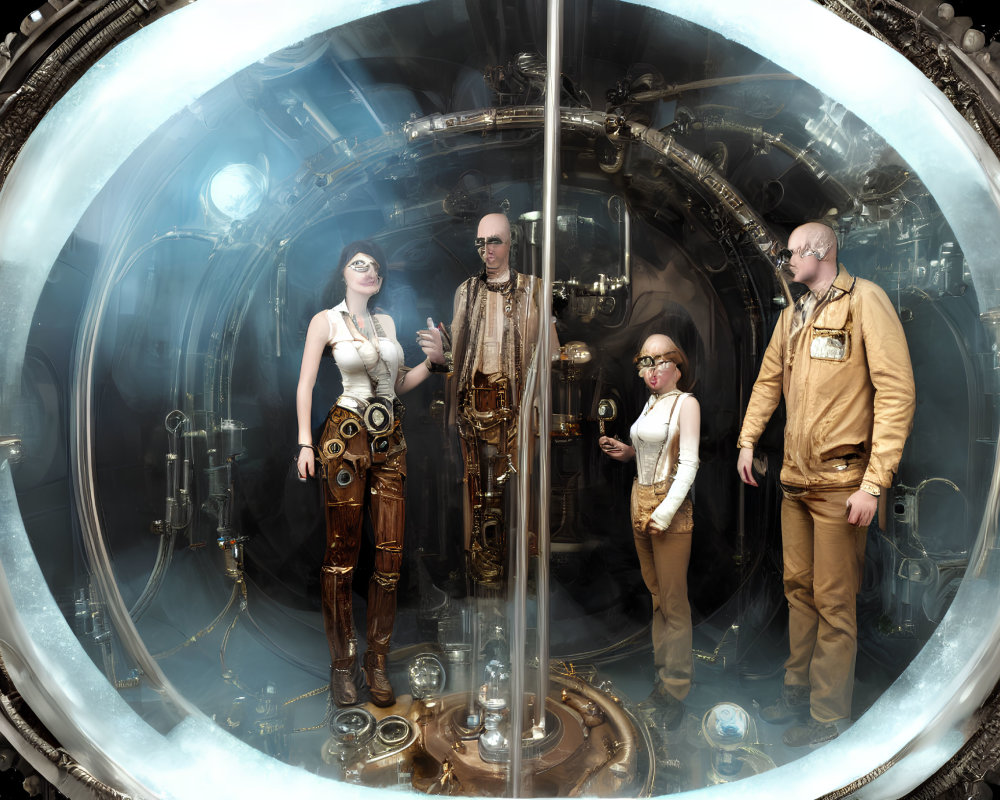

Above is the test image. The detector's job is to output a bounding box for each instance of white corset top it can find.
[630,391,686,485]
[327,302,403,399]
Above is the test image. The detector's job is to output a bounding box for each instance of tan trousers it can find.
[780,486,867,722]
[631,480,693,701]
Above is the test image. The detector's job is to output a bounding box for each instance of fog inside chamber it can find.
[1,0,1000,798]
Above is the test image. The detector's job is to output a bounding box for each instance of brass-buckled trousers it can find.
[318,405,406,670]
[457,373,518,589]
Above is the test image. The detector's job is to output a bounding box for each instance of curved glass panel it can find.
[0,0,999,798]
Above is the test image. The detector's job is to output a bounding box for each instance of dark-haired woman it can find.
[295,240,436,708]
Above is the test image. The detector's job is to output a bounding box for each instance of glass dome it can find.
[1,0,999,797]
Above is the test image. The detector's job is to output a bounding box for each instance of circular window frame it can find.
[0,0,998,798]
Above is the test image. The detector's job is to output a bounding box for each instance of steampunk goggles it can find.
[346,257,381,274]
[474,235,505,256]
[633,354,677,372]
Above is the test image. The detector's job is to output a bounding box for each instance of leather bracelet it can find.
[426,351,453,374]
[295,443,318,458]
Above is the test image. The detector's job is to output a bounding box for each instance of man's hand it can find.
[737,447,758,487]
[846,489,878,527]
[418,317,445,364]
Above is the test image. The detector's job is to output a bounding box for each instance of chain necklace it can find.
[481,268,516,316]
[457,272,523,404]
[341,308,391,396]
[349,311,369,336]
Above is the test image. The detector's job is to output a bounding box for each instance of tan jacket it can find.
[738,266,915,489]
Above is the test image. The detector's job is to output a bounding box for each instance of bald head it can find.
[478,213,510,240]
[790,222,837,260]
[787,222,838,291]
[640,334,675,355]
[477,213,512,278]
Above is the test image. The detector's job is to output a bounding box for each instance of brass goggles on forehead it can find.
[634,353,677,372]
[346,257,381,274]
[474,235,505,254]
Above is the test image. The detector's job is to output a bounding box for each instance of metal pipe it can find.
[692,117,856,214]
[630,72,799,102]
[535,0,561,752]
[623,201,631,287]
[550,673,641,791]
[510,350,538,797]
[404,106,791,304]
[70,234,203,716]
[912,477,967,552]
[275,258,286,359]
[510,4,564,793]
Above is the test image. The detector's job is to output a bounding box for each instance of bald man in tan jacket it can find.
[737,222,915,747]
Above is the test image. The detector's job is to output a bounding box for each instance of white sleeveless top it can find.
[327,301,404,401]
[630,391,695,485]
[629,390,700,529]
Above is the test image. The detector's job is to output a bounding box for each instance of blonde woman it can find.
[599,333,700,729]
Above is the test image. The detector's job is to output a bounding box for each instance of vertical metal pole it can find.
[511,3,561,794]
[623,202,632,286]
[535,0,561,739]
[510,355,536,797]
[468,592,481,722]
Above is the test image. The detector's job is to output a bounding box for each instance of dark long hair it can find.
[320,239,388,308]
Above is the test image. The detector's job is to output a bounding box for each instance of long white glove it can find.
[650,447,699,530]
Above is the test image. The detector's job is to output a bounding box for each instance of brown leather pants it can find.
[318,405,405,669]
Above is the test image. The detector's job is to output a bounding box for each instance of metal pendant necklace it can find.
[483,269,516,316]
